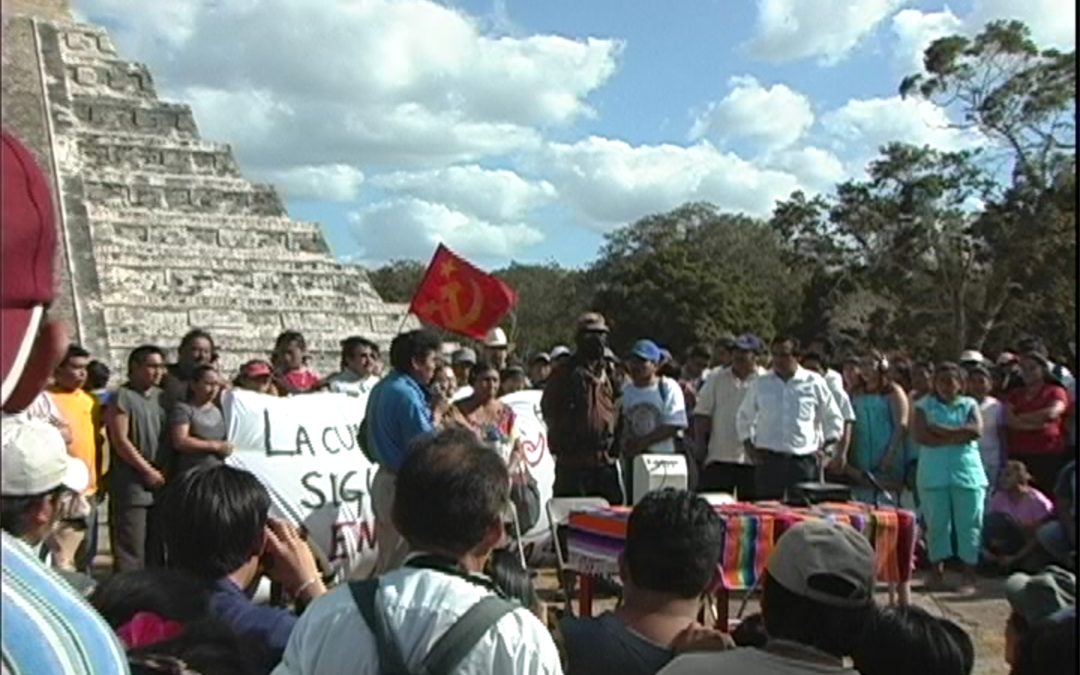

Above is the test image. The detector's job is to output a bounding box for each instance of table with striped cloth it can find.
[568,501,917,592]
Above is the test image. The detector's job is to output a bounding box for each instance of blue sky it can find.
[81,0,1074,270]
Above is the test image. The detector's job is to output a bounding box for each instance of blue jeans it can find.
[75,499,100,574]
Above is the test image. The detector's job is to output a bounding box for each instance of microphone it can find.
[861,469,895,506]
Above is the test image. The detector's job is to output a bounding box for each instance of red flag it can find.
[408,244,517,339]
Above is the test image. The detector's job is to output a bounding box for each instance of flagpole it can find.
[395,311,413,335]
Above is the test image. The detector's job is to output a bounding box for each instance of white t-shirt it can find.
[694,366,764,465]
[271,563,562,675]
[978,396,1006,485]
[619,377,688,454]
[325,371,380,397]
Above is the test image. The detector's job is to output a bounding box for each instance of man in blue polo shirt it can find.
[365,329,443,575]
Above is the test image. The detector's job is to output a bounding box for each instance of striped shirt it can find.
[1,532,129,675]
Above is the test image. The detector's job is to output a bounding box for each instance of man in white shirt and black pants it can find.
[736,336,845,501]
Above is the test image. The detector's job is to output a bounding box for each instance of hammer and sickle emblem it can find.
[439,278,484,331]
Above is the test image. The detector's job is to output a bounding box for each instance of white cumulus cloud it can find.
[79,0,622,171]
[744,0,912,65]
[538,137,803,228]
[765,146,850,191]
[892,0,1075,76]
[348,198,544,261]
[373,166,556,223]
[263,164,365,202]
[689,76,815,151]
[820,95,986,174]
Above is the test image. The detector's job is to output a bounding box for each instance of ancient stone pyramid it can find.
[2,1,416,373]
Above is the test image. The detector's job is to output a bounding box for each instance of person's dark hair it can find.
[853,605,967,675]
[658,361,682,379]
[388,329,443,373]
[935,362,964,381]
[687,344,711,362]
[179,329,215,354]
[623,489,722,598]
[485,548,538,609]
[732,613,768,648]
[771,335,801,355]
[393,427,509,557]
[185,365,218,400]
[85,359,112,390]
[801,350,824,371]
[128,345,166,372]
[1011,613,1077,675]
[761,571,874,658]
[810,335,834,356]
[339,336,379,369]
[939,617,975,675]
[157,466,271,579]
[127,618,262,675]
[0,486,64,537]
[469,361,499,385]
[90,568,214,628]
[1016,337,1048,357]
[61,344,91,366]
[273,330,307,360]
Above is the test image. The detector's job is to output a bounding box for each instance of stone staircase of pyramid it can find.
[3,8,415,374]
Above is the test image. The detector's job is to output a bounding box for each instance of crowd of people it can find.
[2,124,1077,675]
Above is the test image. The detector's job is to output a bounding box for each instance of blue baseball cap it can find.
[734,333,764,353]
[630,339,662,362]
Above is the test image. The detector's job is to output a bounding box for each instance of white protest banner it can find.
[223,386,556,578]
[223,389,378,580]
[500,389,555,546]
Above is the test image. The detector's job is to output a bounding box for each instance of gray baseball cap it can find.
[765,520,875,608]
[451,348,477,365]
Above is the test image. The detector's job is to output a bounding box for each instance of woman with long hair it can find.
[847,351,910,504]
[168,365,231,476]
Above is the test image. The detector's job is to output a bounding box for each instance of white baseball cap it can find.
[1,417,88,496]
[484,328,508,348]
[550,345,572,359]
[959,349,985,364]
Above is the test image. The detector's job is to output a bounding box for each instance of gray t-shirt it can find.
[658,647,859,675]
[561,612,673,675]
[108,385,166,507]
[169,401,227,475]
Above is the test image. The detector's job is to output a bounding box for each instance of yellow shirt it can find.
[47,388,99,495]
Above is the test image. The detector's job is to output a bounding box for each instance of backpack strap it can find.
[419,596,519,675]
[348,579,411,674]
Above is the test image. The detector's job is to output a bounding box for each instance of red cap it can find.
[1,130,57,406]
[240,360,273,378]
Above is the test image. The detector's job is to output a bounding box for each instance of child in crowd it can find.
[270,331,320,393]
[912,363,988,593]
[967,364,1007,499]
[981,461,1055,572]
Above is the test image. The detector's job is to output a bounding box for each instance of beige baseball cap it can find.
[765,519,876,608]
[1,417,88,496]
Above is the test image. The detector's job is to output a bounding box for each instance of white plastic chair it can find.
[545,497,610,614]
[503,501,527,569]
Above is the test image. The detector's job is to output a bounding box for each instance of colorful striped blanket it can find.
[567,501,916,589]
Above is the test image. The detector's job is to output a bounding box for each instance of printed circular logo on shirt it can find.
[626,401,662,439]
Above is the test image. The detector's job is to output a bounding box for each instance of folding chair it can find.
[545,497,610,615]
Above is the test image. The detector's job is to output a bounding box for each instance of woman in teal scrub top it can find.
[912,362,988,594]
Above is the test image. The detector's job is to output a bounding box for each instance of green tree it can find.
[900,19,1077,355]
[589,202,794,356]
[367,259,426,303]
[495,262,588,356]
